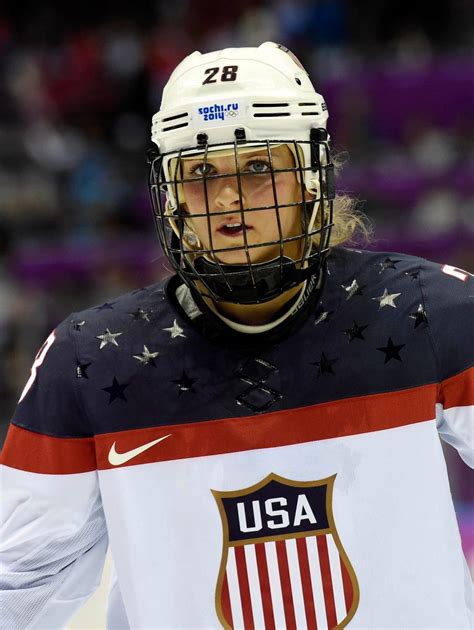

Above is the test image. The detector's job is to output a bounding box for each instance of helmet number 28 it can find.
[202,66,239,85]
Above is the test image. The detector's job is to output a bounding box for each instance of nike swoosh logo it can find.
[108,434,172,466]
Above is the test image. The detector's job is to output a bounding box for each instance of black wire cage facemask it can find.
[148,127,335,305]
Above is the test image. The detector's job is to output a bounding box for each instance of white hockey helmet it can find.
[148,42,335,305]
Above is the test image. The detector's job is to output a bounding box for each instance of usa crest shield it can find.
[212,473,359,629]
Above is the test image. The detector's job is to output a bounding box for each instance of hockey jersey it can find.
[1,247,473,629]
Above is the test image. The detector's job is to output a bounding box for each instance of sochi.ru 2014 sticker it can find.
[198,103,239,122]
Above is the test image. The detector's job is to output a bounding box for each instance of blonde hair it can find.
[312,153,372,250]
[324,193,372,247]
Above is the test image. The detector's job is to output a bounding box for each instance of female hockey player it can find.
[1,42,473,630]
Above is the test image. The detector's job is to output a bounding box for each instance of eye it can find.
[188,162,215,177]
[245,159,271,174]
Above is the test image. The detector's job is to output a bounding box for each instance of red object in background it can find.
[44,30,116,115]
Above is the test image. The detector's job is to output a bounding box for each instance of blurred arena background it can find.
[0,1,472,624]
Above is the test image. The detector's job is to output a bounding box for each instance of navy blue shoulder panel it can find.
[11,315,89,438]
[11,280,169,438]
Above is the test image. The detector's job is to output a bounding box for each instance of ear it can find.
[295,186,316,203]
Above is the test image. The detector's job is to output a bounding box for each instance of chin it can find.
[216,246,279,267]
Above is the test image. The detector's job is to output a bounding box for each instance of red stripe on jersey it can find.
[221,572,233,629]
[234,546,255,630]
[0,424,95,474]
[296,537,318,630]
[340,555,353,614]
[95,382,438,469]
[317,535,337,628]
[276,540,297,630]
[438,365,474,410]
[255,543,276,630]
[4,378,453,474]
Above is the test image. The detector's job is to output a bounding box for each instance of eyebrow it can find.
[182,150,277,164]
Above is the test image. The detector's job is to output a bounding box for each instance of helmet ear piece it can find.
[164,199,202,251]
[306,176,321,199]
[183,224,201,248]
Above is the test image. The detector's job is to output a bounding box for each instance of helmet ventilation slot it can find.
[160,111,190,132]
[252,103,289,117]
[162,112,189,122]
[253,112,291,117]
[252,103,289,107]
[162,122,189,132]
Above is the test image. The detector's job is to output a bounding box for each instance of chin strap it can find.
[174,263,323,338]
[207,282,309,334]
[192,255,319,305]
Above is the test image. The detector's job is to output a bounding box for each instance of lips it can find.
[216,221,252,237]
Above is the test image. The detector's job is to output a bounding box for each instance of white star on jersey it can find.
[163,319,186,339]
[372,288,401,309]
[96,329,123,349]
[133,346,160,365]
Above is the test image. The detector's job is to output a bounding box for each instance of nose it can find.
[214,176,242,210]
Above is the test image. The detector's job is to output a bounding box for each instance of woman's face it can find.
[177,144,306,265]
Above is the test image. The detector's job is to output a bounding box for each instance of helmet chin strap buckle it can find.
[192,256,314,305]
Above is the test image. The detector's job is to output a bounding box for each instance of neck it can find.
[203,282,304,326]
